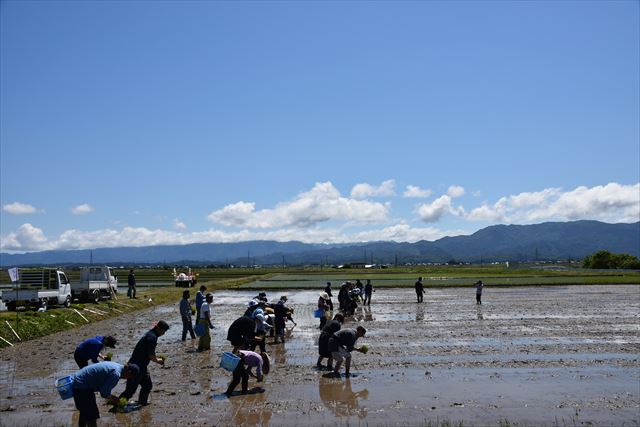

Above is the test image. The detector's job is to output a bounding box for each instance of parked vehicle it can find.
[173,267,197,287]
[71,266,118,303]
[1,268,71,311]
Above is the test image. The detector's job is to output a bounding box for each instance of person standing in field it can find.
[180,290,195,341]
[127,269,136,299]
[273,296,289,343]
[415,277,425,303]
[363,279,373,306]
[72,361,139,427]
[324,282,334,311]
[475,280,484,305]
[74,335,118,368]
[195,285,206,321]
[197,293,214,351]
[119,320,169,406]
[317,292,331,330]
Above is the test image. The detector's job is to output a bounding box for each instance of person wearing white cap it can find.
[318,292,331,330]
[250,312,271,353]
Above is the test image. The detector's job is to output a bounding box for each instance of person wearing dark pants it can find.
[225,350,269,396]
[180,290,196,341]
[475,280,484,305]
[318,292,331,330]
[415,277,424,303]
[74,335,117,368]
[72,362,139,427]
[364,280,373,306]
[119,321,169,406]
[324,282,334,311]
[127,270,136,299]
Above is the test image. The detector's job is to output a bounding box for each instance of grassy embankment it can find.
[0,271,268,349]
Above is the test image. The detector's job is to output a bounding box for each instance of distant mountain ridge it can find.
[1,220,638,267]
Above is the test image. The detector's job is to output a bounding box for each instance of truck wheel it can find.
[91,290,100,304]
[63,295,71,308]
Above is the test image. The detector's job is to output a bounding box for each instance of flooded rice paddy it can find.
[0,285,638,426]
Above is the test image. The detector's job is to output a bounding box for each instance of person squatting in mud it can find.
[317,313,345,370]
[328,326,367,378]
[224,350,271,397]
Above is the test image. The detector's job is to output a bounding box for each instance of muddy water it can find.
[0,285,638,426]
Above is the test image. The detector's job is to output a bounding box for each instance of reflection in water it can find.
[270,341,288,366]
[476,306,484,320]
[415,304,424,322]
[363,306,374,322]
[318,377,369,418]
[230,389,272,425]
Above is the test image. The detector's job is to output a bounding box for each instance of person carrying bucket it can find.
[72,362,139,427]
[224,350,270,397]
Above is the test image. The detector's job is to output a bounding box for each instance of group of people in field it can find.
[67,276,485,426]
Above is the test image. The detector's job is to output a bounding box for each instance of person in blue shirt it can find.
[195,285,206,320]
[74,336,117,368]
[179,290,195,341]
[72,361,139,427]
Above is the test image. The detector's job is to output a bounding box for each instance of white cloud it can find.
[1,223,51,251]
[447,185,466,198]
[2,202,37,215]
[465,183,640,223]
[350,180,396,199]
[173,219,187,230]
[71,204,94,215]
[0,222,469,251]
[417,195,465,223]
[403,185,432,198]
[208,181,390,229]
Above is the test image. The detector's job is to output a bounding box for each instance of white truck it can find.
[1,268,72,311]
[71,266,118,303]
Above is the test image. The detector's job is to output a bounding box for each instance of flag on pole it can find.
[7,268,19,283]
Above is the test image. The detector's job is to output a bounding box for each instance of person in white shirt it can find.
[197,294,214,351]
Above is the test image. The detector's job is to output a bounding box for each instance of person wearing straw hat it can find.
[317,292,331,330]
[224,351,270,397]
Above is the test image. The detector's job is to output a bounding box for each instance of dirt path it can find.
[1,285,638,426]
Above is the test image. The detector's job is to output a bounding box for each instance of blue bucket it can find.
[55,375,74,400]
[313,309,323,318]
[220,352,241,372]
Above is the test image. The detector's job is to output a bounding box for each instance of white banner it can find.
[7,267,19,283]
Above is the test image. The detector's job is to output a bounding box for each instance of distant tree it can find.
[583,250,640,269]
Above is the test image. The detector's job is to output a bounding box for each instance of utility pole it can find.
[282,256,286,269]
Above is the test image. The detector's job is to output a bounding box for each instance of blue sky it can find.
[1,1,639,252]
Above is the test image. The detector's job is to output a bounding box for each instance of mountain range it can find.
[1,220,638,267]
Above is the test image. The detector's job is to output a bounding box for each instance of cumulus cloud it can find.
[173,219,187,230]
[403,185,432,198]
[466,183,640,223]
[350,180,396,199]
[447,185,466,198]
[208,182,390,229]
[417,195,465,223]
[1,223,51,251]
[2,202,38,215]
[71,204,94,215]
